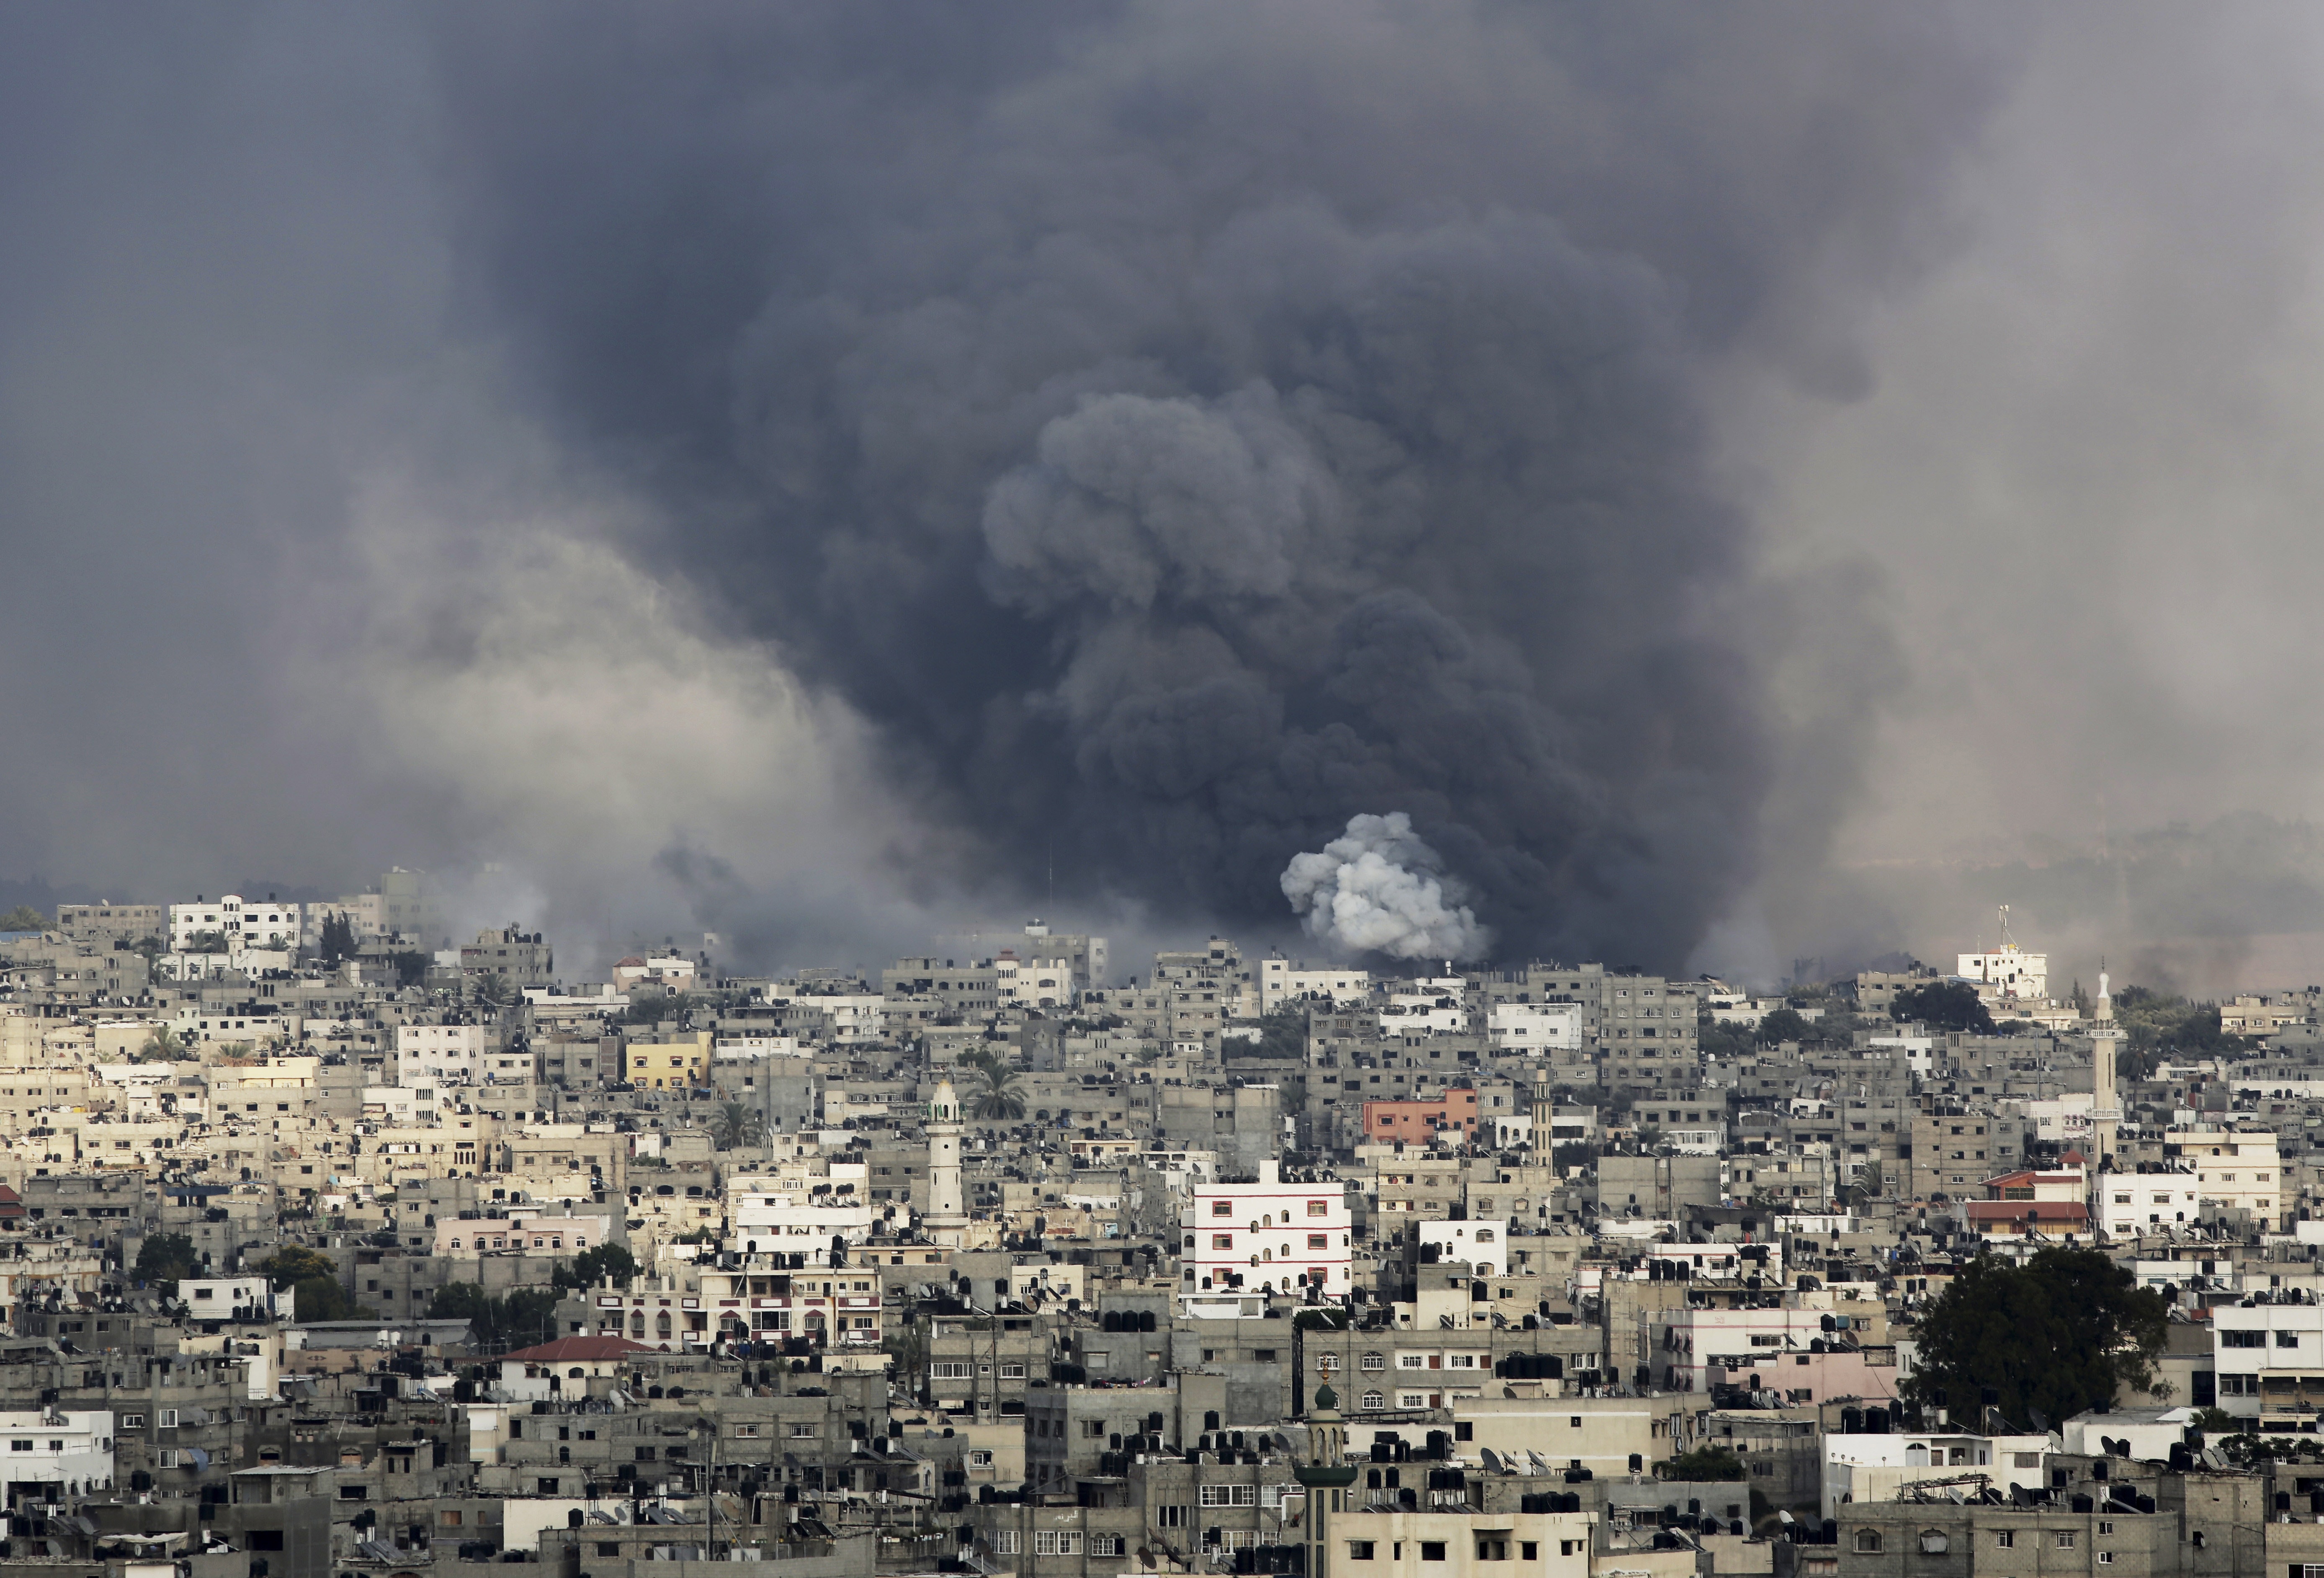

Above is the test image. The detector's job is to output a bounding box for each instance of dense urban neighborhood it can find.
[0,879,2315,1578]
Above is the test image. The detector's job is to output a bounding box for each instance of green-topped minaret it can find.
[1296,1384,1360,1578]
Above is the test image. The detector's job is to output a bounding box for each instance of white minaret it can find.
[2088,968,2124,1173]
[924,1076,968,1247]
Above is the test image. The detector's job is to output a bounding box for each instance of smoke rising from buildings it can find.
[1281,813,1490,963]
[8,8,2324,975]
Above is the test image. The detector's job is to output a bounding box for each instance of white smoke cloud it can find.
[1280,812,1493,962]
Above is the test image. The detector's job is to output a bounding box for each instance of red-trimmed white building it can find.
[1180,1159,1351,1306]
[1960,1158,2090,1241]
[497,1335,654,1400]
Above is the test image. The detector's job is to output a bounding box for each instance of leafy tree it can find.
[710,1100,767,1151]
[1892,980,1996,1035]
[1845,1160,1884,1205]
[1550,1141,1597,1173]
[317,913,358,963]
[1901,1245,2167,1428]
[1661,1445,1747,1480]
[472,972,514,1009]
[258,1245,375,1323]
[2113,988,2249,1064]
[1696,1011,1752,1061]
[186,929,230,955]
[623,992,691,1025]
[0,905,46,931]
[134,1232,201,1292]
[259,1246,338,1284]
[426,1282,562,1350]
[1753,1008,1813,1046]
[1226,1005,1307,1060]
[390,950,429,988]
[554,1242,638,1290]
[139,1026,189,1062]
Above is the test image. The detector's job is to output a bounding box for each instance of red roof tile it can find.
[500,1336,655,1364]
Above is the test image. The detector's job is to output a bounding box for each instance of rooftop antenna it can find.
[1998,905,2014,951]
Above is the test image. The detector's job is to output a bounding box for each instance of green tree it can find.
[258,1245,375,1323]
[133,1232,200,1293]
[472,972,514,1009]
[1753,1007,1813,1046]
[0,905,46,931]
[623,992,691,1025]
[710,1100,767,1151]
[1901,1245,2167,1428]
[317,913,358,963]
[554,1242,639,1290]
[139,1026,189,1062]
[1226,1005,1307,1060]
[1892,981,1996,1034]
[966,1055,1026,1122]
[1696,1010,1752,1060]
[427,1282,561,1350]
[389,950,429,988]
[1846,1160,1884,1206]
[1661,1445,1747,1480]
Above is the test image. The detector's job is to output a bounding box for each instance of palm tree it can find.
[139,1026,187,1062]
[969,1059,1025,1122]
[473,972,514,1010]
[710,1100,767,1152]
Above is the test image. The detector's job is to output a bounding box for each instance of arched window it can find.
[1361,1391,1385,1410]
[1474,1229,1495,1243]
[1855,1532,1883,1553]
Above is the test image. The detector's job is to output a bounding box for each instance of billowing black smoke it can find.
[426,5,2011,965]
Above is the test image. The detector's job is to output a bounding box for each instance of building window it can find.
[1993,1532,2013,1549]
[1348,1543,1376,1561]
[992,1532,1020,1555]
[2055,1533,2075,1550]
[1420,1543,1447,1563]
[1362,1391,1385,1410]
[1855,1532,1882,1553]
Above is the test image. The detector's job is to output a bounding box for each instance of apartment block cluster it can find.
[10,889,2324,1578]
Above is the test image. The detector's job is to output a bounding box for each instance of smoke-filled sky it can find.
[6,4,2324,982]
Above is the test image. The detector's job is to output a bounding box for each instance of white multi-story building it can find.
[2169,1124,2285,1229]
[2211,1295,2324,1421]
[994,952,1075,1009]
[1418,1218,1511,1276]
[731,1165,879,1250]
[396,1024,490,1093]
[1257,958,1374,1012]
[0,1410,116,1501]
[168,895,304,954]
[1956,941,2048,1001]
[1646,1304,1830,1392]
[1380,994,1468,1037]
[2097,1168,2203,1238]
[1823,1430,2052,1517]
[178,1275,285,1318]
[1487,1001,1583,1052]
[1181,1159,1352,1303]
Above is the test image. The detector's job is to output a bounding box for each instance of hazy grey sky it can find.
[3,5,2320,979]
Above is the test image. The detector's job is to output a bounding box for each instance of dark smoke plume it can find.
[420,5,2010,966]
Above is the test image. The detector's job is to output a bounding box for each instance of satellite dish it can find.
[1527,1450,1551,1475]
[1480,1448,1504,1474]
[2028,1408,2051,1431]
